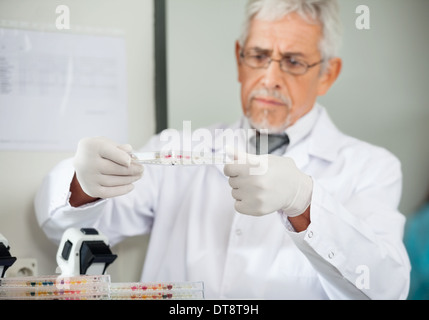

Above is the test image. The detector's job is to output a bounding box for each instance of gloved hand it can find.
[73,137,144,199]
[224,150,313,217]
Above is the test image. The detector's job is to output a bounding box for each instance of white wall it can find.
[167,0,429,215]
[321,0,429,216]
[0,0,155,281]
[167,0,246,131]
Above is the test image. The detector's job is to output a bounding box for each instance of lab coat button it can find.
[235,229,242,236]
[307,231,313,239]
[328,251,335,259]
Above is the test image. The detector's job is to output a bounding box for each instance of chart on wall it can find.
[0,27,128,151]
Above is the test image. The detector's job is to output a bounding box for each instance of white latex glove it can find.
[73,137,144,198]
[223,149,313,217]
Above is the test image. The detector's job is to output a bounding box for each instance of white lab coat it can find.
[34,104,410,300]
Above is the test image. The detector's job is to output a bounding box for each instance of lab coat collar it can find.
[226,104,320,155]
[285,103,320,149]
[282,103,346,167]
[283,103,343,170]
[306,104,346,163]
[211,102,345,174]
[238,102,345,163]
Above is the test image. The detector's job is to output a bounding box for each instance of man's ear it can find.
[235,40,243,83]
[317,57,342,96]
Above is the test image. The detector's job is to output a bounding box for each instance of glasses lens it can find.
[281,57,307,75]
[242,51,317,75]
[244,53,270,69]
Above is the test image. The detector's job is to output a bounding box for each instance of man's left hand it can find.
[224,151,313,217]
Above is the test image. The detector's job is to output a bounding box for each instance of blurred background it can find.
[0,0,428,299]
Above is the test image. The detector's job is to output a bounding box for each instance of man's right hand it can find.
[72,137,144,200]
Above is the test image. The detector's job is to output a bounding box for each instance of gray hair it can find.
[239,0,343,62]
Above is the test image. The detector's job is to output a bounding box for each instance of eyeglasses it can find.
[240,50,324,76]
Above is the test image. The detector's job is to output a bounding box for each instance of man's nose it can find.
[262,59,284,90]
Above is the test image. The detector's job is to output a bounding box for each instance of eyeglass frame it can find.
[239,50,324,76]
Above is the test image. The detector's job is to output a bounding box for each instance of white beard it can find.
[246,110,291,134]
[245,88,292,134]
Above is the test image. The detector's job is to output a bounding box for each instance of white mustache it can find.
[248,88,291,107]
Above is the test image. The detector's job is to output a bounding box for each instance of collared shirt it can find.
[243,104,320,156]
[35,103,411,300]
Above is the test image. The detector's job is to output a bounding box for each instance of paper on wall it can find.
[0,27,128,151]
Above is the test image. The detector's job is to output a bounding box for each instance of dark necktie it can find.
[250,132,290,155]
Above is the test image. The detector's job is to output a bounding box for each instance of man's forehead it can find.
[245,13,322,54]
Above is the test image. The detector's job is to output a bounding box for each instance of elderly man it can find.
[35,0,410,299]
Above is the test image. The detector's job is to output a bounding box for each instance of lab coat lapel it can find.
[306,107,345,163]
[285,143,310,170]
[285,105,345,170]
